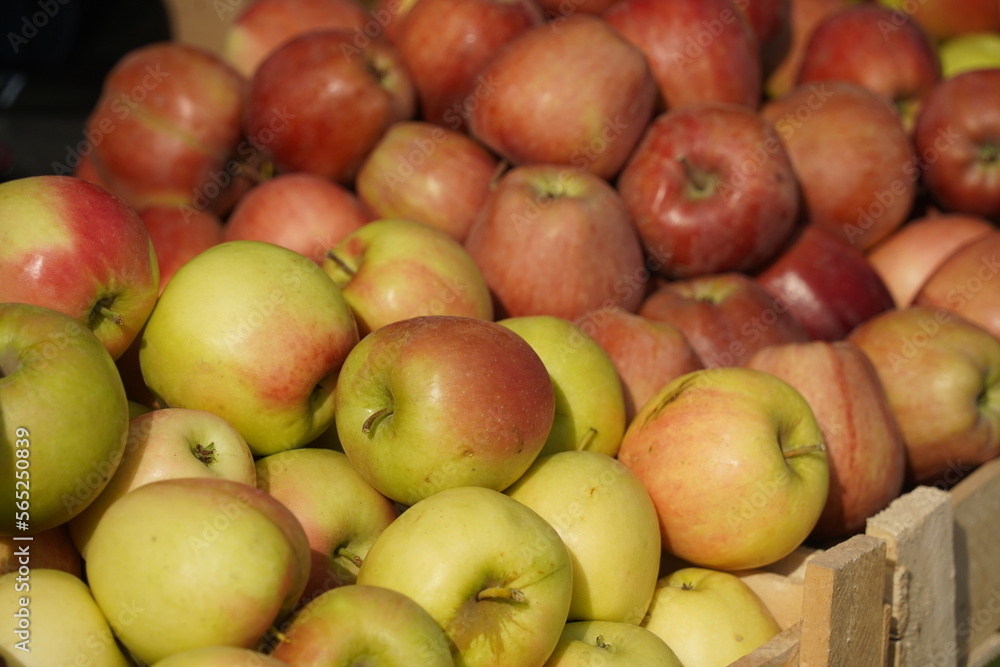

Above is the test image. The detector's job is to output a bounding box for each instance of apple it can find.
[68,407,258,559]
[642,567,783,667]
[356,485,574,666]
[223,172,370,265]
[762,0,851,99]
[760,81,917,251]
[394,0,546,131]
[245,29,416,183]
[638,272,809,368]
[463,163,648,321]
[877,0,1000,41]
[271,584,454,666]
[505,450,661,624]
[0,524,81,578]
[617,366,829,571]
[354,120,500,242]
[466,14,657,180]
[0,175,160,360]
[938,31,1000,78]
[150,646,290,666]
[85,477,311,665]
[616,103,801,278]
[0,303,129,536]
[322,218,494,337]
[846,305,1000,486]
[139,203,224,294]
[0,568,131,666]
[538,0,617,16]
[368,0,421,44]
[602,0,762,111]
[737,0,791,46]
[139,240,360,456]
[334,315,555,506]
[912,68,1000,220]
[743,340,908,538]
[498,316,627,458]
[544,620,684,667]
[575,305,705,422]
[254,447,399,602]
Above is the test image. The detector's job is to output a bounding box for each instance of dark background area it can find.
[0,0,173,182]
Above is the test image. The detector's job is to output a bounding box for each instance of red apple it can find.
[367,0,421,44]
[139,204,224,294]
[738,0,791,46]
[617,103,800,279]
[538,0,617,16]
[880,0,1000,41]
[762,0,851,100]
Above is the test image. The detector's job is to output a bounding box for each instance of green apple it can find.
[335,315,555,506]
[506,450,660,625]
[323,217,494,337]
[139,240,360,456]
[0,302,129,535]
[0,568,131,666]
[85,477,311,664]
[543,620,684,667]
[271,584,454,666]
[357,486,574,666]
[642,567,782,667]
[617,367,829,571]
[939,32,1000,77]
[497,315,627,457]
[69,407,258,559]
[149,646,290,666]
[254,448,399,601]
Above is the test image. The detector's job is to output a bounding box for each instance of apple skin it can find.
[617,367,829,571]
[543,620,684,667]
[139,240,360,457]
[254,448,399,602]
[0,524,82,578]
[85,478,311,665]
[743,340,908,538]
[323,218,494,337]
[505,450,661,625]
[846,306,1000,486]
[938,32,1000,78]
[0,303,130,536]
[498,316,627,458]
[356,486,574,667]
[617,103,800,278]
[466,14,657,180]
[464,163,648,321]
[334,315,555,506]
[878,0,1000,41]
[912,69,1000,220]
[642,567,782,667]
[149,646,290,666]
[271,584,454,666]
[139,203,224,294]
[762,0,851,100]
[0,175,160,360]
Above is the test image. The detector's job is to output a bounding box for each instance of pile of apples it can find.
[2,0,1000,664]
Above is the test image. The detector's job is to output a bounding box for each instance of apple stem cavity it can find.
[476,586,525,603]
[782,442,826,459]
[90,298,125,329]
[233,159,275,184]
[362,407,393,434]
[325,250,356,278]
[191,442,217,465]
[0,346,19,379]
[335,546,364,570]
[594,635,610,650]
[981,142,999,166]
[677,155,717,200]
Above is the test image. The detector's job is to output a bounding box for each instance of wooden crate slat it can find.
[732,623,802,667]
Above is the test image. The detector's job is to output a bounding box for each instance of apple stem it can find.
[677,155,713,197]
[232,160,275,184]
[782,442,826,459]
[577,427,598,451]
[98,305,125,326]
[362,407,393,434]
[594,635,609,650]
[191,442,216,465]
[335,546,364,570]
[476,586,525,603]
[325,250,356,277]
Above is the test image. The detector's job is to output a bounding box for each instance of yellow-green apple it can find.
[912,69,1000,220]
[394,0,546,131]
[464,163,647,321]
[354,120,500,242]
[866,213,996,308]
[0,303,129,536]
[150,646,290,666]
[543,620,684,667]
[245,29,416,184]
[84,42,245,214]
[638,272,809,368]
[0,524,81,578]
[322,218,494,337]
[762,0,851,99]
[575,305,704,422]
[69,407,257,559]
[602,0,762,111]
[139,203,224,295]
[356,486,574,666]
[846,306,1000,486]
[85,477,310,664]
[139,240,359,456]
[271,584,454,666]
[334,315,555,505]
[254,448,399,602]
[754,224,896,341]
[617,103,800,278]
[760,81,917,251]
[505,450,661,624]
[617,367,829,570]
[466,14,657,180]
[498,316,626,457]
[642,567,782,667]
[0,568,131,666]
[743,340,907,538]
[938,32,1000,78]
[877,0,1000,41]
[0,175,159,360]
[222,172,370,265]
